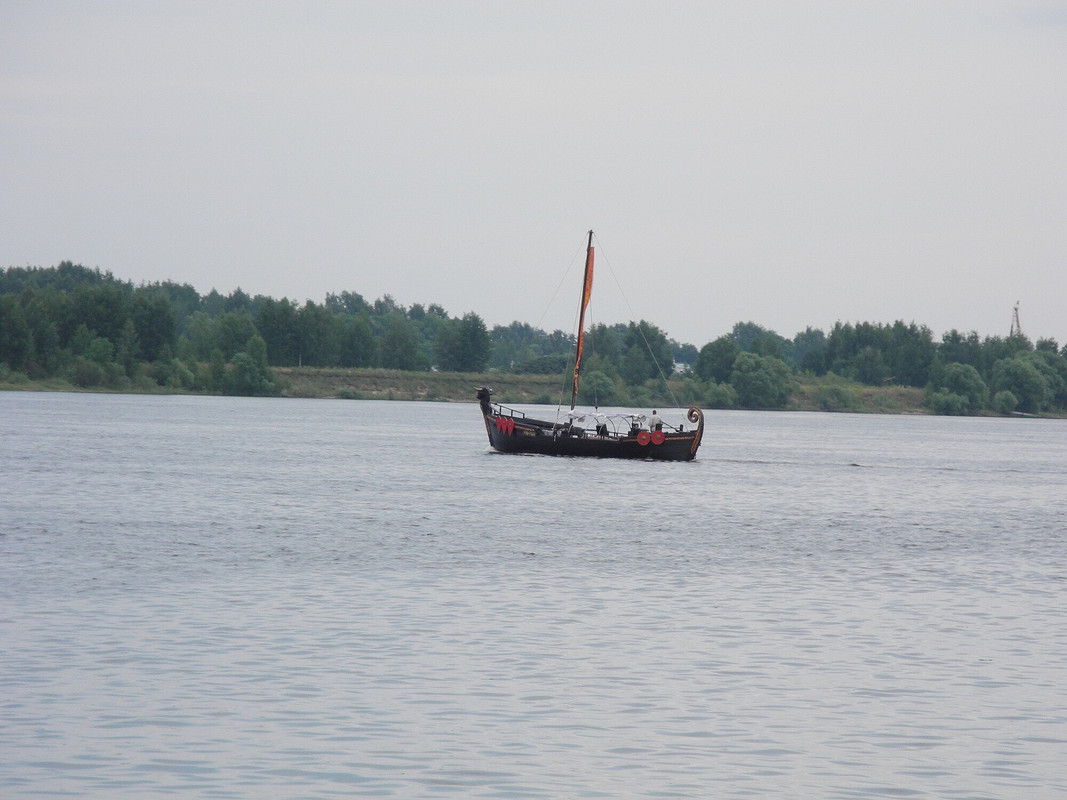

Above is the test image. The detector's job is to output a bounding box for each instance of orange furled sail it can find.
[570,230,595,409]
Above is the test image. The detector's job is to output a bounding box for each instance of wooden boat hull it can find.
[478,389,704,461]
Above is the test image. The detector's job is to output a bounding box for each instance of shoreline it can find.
[3,366,933,414]
[3,372,1061,418]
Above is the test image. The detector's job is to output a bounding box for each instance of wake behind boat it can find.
[476,231,704,461]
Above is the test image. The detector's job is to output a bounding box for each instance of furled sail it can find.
[570,231,595,409]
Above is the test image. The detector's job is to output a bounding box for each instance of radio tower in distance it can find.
[1010,301,1023,337]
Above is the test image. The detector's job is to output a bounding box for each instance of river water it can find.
[2,391,1065,798]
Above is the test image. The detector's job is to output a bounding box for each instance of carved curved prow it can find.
[687,407,704,458]
[476,386,496,446]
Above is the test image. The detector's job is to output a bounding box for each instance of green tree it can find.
[0,295,31,370]
[22,290,65,373]
[577,370,618,406]
[247,334,274,385]
[822,320,932,386]
[69,357,105,387]
[928,390,970,416]
[992,356,1051,413]
[435,312,490,372]
[930,362,988,413]
[410,303,449,368]
[620,343,653,384]
[695,336,740,383]
[181,311,218,361]
[1,261,115,294]
[514,353,569,374]
[87,335,114,366]
[814,381,857,412]
[70,283,130,344]
[992,390,1017,414]
[1028,350,1067,409]
[373,294,402,316]
[208,348,227,391]
[792,327,827,372]
[381,316,425,370]
[730,352,793,408]
[69,324,97,358]
[585,323,624,368]
[850,346,890,385]
[163,357,194,389]
[704,381,737,409]
[255,298,300,365]
[622,321,673,382]
[824,321,858,375]
[939,329,983,370]
[339,315,378,367]
[884,321,935,386]
[298,301,342,366]
[131,290,177,362]
[672,340,699,368]
[228,353,264,395]
[216,311,258,360]
[116,319,139,376]
[325,290,369,315]
[228,335,274,396]
[201,289,227,317]
[980,334,1032,379]
[489,322,573,371]
[225,288,252,312]
[150,281,202,327]
[731,321,788,359]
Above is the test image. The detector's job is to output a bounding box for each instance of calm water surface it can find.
[2,392,1065,798]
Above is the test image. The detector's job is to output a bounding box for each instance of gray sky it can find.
[3,1,1065,347]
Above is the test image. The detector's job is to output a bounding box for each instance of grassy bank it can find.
[787,374,927,414]
[273,367,567,404]
[2,365,930,413]
[274,367,929,413]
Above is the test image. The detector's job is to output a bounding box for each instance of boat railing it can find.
[492,402,527,420]
[558,412,645,439]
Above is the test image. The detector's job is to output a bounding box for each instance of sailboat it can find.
[476,231,704,460]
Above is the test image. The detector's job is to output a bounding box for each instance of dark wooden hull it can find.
[477,390,704,461]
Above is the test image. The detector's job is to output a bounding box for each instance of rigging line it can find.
[587,295,598,410]
[591,233,684,410]
[518,237,585,419]
[534,240,587,333]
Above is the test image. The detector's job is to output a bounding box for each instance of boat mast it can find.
[570,230,595,410]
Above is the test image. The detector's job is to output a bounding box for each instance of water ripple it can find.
[2,394,1066,798]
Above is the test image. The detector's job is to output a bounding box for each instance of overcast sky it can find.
[3,1,1065,347]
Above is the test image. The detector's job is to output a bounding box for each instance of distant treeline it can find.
[691,321,1066,415]
[1,262,1065,414]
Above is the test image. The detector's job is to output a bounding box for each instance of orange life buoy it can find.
[637,430,651,446]
[651,431,666,445]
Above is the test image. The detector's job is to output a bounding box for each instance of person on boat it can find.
[650,410,663,432]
